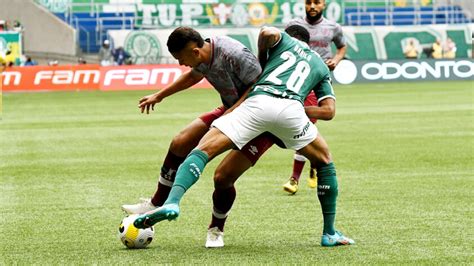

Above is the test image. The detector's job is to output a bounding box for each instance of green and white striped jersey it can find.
[248,32,335,105]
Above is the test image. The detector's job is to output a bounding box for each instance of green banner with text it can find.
[37,0,345,27]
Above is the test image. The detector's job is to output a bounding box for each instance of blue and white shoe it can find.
[321,231,355,247]
[133,203,180,229]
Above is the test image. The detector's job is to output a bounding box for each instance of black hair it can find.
[285,25,310,44]
[167,27,205,53]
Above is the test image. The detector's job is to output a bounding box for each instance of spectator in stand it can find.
[23,56,37,66]
[78,57,87,65]
[112,47,131,66]
[12,20,22,32]
[0,20,5,31]
[431,38,442,59]
[403,39,419,59]
[443,38,456,59]
[99,40,114,66]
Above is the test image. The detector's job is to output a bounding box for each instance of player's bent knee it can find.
[213,168,235,189]
[320,153,332,165]
[169,132,198,155]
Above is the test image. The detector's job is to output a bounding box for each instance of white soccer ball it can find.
[118,214,154,249]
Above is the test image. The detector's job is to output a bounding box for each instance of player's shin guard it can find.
[316,162,338,235]
[210,186,236,231]
[164,149,209,206]
[151,151,186,206]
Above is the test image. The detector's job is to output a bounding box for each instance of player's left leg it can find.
[273,100,353,247]
[297,134,354,246]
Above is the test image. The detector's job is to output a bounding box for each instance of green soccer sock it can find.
[316,162,338,235]
[164,149,209,205]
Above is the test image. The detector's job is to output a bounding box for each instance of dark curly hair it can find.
[167,27,205,53]
[285,25,310,44]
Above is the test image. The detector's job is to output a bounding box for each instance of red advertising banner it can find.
[1,65,212,92]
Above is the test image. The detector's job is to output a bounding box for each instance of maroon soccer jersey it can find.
[287,17,346,61]
[193,36,262,108]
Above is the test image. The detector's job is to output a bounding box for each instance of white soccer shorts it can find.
[212,94,317,151]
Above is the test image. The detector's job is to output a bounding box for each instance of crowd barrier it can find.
[1,64,211,92]
[2,58,473,92]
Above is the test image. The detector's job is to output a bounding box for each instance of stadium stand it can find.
[344,2,471,26]
[36,0,473,53]
[54,11,134,53]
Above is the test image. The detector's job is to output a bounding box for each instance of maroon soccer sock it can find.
[150,151,186,207]
[151,183,171,207]
[209,186,236,231]
[291,153,306,182]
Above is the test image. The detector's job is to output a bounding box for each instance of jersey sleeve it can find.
[332,24,346,49]
[315,73,336,103]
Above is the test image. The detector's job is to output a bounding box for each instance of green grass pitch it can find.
[1,81,472,264]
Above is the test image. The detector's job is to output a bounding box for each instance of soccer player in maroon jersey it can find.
[283,0,347,194]
[122,26,266,216]
[121,26,315,247]
[134,25,354,247]
[123,26,325,248]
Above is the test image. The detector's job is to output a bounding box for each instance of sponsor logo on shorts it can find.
[248,145,258,155]
[293,122,311,139]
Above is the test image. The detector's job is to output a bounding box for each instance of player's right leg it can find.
[122,107,225,214]
[205,133,275,247]
[208,152,247,247]
[206,151,247,248]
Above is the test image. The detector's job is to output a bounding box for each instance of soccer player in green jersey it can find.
[134,25,354,246]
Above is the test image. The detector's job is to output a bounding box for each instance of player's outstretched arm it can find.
[257,26,281,68]
[304,98,336,121]
[138,70,204,114]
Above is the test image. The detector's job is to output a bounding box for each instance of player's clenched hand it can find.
[325,59,337,71]
[138,93,162,114]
